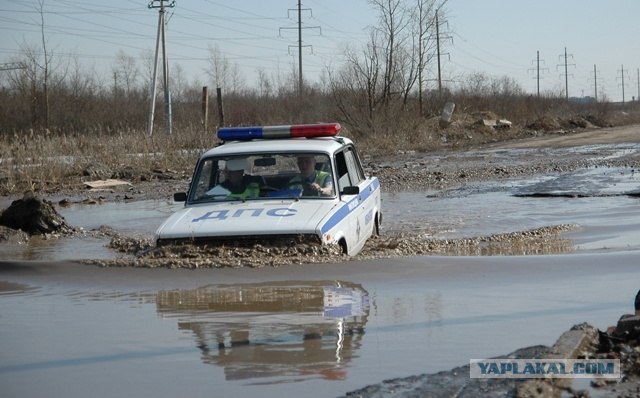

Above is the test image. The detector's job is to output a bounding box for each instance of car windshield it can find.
[188,153,335,203]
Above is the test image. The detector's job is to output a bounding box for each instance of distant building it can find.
[569,96,596,104]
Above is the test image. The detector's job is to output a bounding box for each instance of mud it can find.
[0,225,29,244]
[342,309,640,398]
[339,334,588,398]
[83,223,575,268]
[0,191,73,236]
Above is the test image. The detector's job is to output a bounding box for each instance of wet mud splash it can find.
[86,224,576,269]
[362,224,576,258]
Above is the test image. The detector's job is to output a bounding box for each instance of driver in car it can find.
[288,155,333,196]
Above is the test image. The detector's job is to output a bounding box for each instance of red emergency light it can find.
[217,123,341,141]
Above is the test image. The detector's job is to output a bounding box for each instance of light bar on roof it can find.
[217,123,341,141]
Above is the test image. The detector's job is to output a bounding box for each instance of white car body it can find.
[155,128,382,256]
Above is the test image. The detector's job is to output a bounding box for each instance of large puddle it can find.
[2,166,640,261]
[1,162,640,397]
[1,256,638,397]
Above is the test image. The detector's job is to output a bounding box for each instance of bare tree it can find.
[14,42,41,129]
[67,56,98,120]
[229,63,245,94]
[170,63,188,103]
[140,49,156,91]
[112,50,139,95]
[256,68,273,98]
[412,0,439,113]
[329,30,384,132]
[36,0,52,130]
[395,34,419,105]
[329,0,421,132]
[206,44,231,91]
[368,0,410,102]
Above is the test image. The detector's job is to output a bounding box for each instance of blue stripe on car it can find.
[319,177,380,235]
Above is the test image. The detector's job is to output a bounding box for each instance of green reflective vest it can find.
[223,181,260,200]
[289,170,331,195]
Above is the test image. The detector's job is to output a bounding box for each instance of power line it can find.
[0,62,26,71]
[452,32,527,71]
[1,0,346,87]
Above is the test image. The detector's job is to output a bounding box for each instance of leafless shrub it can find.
[2,0,640,195]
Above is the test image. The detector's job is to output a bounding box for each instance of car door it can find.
[335,145,371,254]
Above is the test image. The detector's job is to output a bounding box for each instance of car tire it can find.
[338,239,348,255]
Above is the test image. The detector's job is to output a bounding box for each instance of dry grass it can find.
[1,97,639,197]
[0,127,209,195]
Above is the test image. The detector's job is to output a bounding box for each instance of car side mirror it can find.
[173,192,187,202]
[341,186,360,195]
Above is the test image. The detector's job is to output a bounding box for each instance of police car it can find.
[155,123,382,256]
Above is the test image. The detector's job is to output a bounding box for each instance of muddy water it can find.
[379,167,640,254]
[2,166,640,261]
[1,255,639,398]
[1,165,640,397]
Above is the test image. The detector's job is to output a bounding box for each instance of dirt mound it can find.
[526,115,562,130]
[0,191,72,235]
[470,110,500,120]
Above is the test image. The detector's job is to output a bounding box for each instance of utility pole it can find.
[528,51,548,97]
[637,68,639,102]
[535,51,541,97]
[147,0,175,136]
[593,64,597,102]
[617,64,628,104]
[557,47,574,102]
[297,0,302,96]
[436,11,441,95]
[563,48,569,101]
[434,7,451,97]
[279,2,320,98]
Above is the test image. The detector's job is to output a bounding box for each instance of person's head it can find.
[296,155,317,178]
[224,158,248,187]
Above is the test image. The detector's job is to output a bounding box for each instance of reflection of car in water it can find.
[156,281,369,381]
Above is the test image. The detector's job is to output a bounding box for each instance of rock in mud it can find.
[0,225,29,243]
[0,191,72,235]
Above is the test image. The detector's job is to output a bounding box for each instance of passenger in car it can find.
[289,155,333,196]
[208,158,260,200]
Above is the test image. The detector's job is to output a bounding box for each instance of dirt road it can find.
[492,124,640,148]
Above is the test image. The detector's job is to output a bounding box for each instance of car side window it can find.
[191,159,218,201]
[344,146,364,185]
[335,146,365,193]
[335,151,351,192]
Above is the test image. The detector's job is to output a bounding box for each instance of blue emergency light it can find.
[217,123,341,141]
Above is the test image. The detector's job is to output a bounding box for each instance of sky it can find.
[1,0,639,102]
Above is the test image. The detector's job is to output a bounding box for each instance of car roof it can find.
[200,136,354,158]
